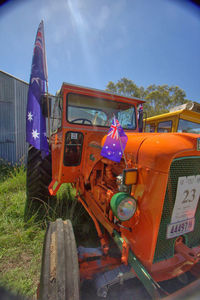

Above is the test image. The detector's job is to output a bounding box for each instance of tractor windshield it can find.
[178,118,200,134]
[66,93,136,129]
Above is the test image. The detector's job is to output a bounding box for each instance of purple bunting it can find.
[26,21,49,155]
[101,116,128,163]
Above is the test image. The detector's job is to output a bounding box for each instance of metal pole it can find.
[42,20,50,144]
[46,81,51,144]
[118,133,128,168]
[113,114,128,168]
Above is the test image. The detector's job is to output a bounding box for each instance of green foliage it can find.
[144,84,187,117]
[43,184,97,244]
[106,78,190,117]
[0,166,45,297]
[0,163,97,298]
[0,160,14,182]
[0,166,26,195]
[106,77,144,98]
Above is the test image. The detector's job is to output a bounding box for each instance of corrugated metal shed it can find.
[0,70,29,165]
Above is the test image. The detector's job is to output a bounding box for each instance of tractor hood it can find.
[101,132,199,173]
[125,132,199,173]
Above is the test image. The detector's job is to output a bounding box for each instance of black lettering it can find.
[182,190,189,204]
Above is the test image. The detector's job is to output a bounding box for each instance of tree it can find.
[144,84,188,116]
[106,78,189,117]
[106,78,144,98]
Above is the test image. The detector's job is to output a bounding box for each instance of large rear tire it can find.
[39,218,80,300]
[24,145,55,222]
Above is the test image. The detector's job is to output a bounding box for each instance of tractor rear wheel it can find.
[39,218,80,300]
[24,145,55,222]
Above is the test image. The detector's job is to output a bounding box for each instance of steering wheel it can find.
[71,118,92,125]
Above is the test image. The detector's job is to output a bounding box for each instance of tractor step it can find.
[94,264,135,298]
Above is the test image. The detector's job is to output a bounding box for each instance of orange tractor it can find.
[25,82,200,299]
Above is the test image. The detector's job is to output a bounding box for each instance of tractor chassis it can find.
[78,231,200,300]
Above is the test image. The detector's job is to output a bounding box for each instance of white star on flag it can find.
[31,77,40,85]
[27,112,33,122]
[32,129,40,140]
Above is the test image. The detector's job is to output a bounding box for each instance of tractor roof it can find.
[61,82,145,105]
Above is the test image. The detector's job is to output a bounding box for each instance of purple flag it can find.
[26,21,49,155]
[101,116,128,163]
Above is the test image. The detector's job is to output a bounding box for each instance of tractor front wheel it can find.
[39,218,80,300]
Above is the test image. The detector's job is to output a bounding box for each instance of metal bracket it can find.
[175,236,200,263]
[113,230,169,299]
[94,264,135,298]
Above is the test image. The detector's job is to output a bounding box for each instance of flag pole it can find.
[118,130,128,168]
[42,20,51,144]
[114,115,128,168]
[46,81,51,144]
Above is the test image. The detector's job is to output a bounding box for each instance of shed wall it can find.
[0,71,29,164]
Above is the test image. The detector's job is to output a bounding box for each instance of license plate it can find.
[166,218,195,239]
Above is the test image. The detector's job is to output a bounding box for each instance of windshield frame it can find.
[66,93,137,130]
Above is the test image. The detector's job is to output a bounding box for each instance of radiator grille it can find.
[153,157,200,263]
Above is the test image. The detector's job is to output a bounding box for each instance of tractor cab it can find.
[49,82,144,194]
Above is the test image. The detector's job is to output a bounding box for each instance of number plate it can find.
[166,218,195,239]
[166,175,200,239]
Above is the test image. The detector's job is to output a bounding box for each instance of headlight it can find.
[110,192,137,221]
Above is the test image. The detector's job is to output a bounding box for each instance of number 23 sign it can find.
[171,175,200,224]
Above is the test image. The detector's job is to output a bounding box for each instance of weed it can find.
[0,163,45,297]
[0,159,13,182]
[0,162,97,297]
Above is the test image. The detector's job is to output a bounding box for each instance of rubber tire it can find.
[24,145,55,222]
[39,219,80,300]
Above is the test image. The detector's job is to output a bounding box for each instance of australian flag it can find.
[101,116,128,163]
[26,21,49,155]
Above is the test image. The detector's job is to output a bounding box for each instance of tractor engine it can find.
[83,132,200,283]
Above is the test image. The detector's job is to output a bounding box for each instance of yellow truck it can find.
[144,102,200,134]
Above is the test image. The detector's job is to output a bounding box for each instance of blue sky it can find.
[0,0,200,102]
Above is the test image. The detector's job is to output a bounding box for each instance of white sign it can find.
[166,218,195,239]
[166,175,200,239]
[171,175,200,223]
[71,133,78,140]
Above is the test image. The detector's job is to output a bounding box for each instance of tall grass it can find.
[0,163,97,298]
[47,184,96,242]
[0,164,44,297]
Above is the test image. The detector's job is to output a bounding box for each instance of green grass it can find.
[0,161,98,298]
[0,164,45,298]
[0,163,97,298]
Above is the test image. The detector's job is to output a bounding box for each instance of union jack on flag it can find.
[33,21,48,80]
[107,118,120,140]
[101,116,128,163]
[35,32,42,49]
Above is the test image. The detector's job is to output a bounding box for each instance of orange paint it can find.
[48,82,200,284]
